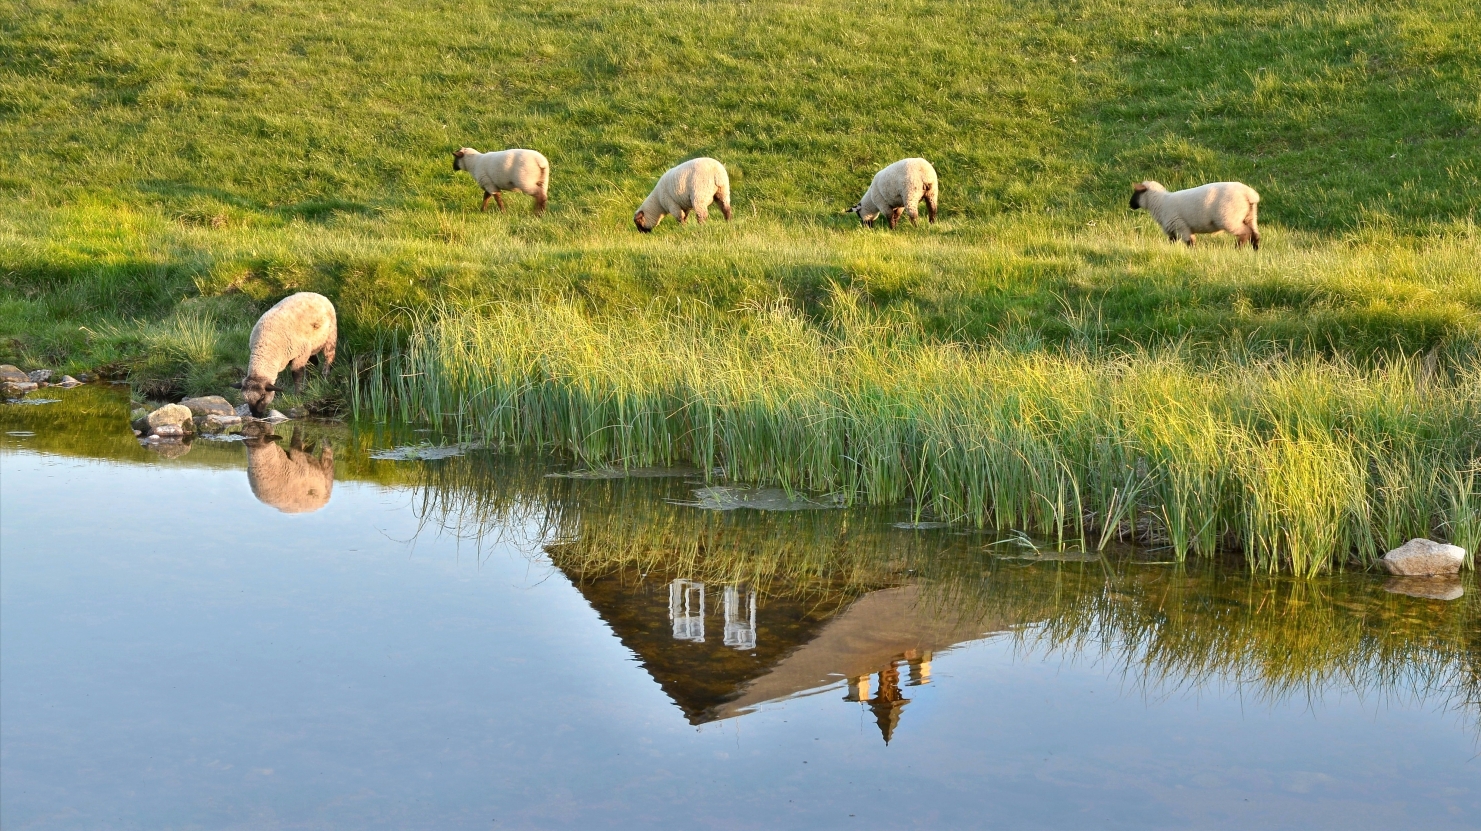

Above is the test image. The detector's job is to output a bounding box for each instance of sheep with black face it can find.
[453,147,550,214]
[1129,180,1261,249]
[844,158,938,229]
[633,157,732,232]
[234,292,337,417]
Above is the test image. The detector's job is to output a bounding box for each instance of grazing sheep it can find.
[845,158,939,229]
[234,292,337,417]
[453,147,550,214]
[633,157,732,232]
[245,429,335,514]
[1130,181,1260,249]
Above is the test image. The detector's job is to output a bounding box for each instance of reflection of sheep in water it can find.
[245,429,335,514]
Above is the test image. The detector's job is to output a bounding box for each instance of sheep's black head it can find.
[233,376,283,418]
[843,202,873,227]
[1129,182,1149,210]
[633,210,654,233]
[452,149,468,173]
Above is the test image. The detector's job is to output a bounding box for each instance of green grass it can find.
[359,298,1479,574]
[2,0,1478,378]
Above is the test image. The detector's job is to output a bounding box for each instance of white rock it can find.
[1380,538,1467,576]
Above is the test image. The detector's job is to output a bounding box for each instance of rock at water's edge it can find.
[235,403,252,418]
[1382,576,1464,601]
[27,369,52,383]
[56,375,82,388]
[2,381,39,396]
[1381,538,1467,576]
[0,365,30,384]
[181,395,235,417]
[145,403,194,434]
[151,423,186,438]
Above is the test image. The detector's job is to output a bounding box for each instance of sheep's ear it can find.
[1132,183,1148,192]
[842,204,858,214]
[265,383,283,392]
[229,380,244,390]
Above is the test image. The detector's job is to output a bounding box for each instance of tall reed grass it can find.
[358,297,1481,575]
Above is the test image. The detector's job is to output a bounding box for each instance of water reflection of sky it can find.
[2,398,1479,829]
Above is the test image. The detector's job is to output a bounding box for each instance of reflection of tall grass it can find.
[364,297,1480,575]
[405,456,1479,728]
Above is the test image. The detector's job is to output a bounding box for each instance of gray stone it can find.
[27,369,52,383]
[198,414,243,434]
[180,395,235,417]
[261,409,290,424]
[1383,576,1464,601]
[1381,538,1467,576]
[0,365,30,384]
[235,403,252,418]
[146,403,194,431]
[55,375,82,388]
[151,423,185,438]
[2,381,38,396]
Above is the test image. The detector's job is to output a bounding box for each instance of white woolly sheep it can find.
[633,157,732,232]
[246,429,335,514]
[453,147,550,214]
[845,158,939,229]
[1130,181,1260,249]
[233,292,337,417]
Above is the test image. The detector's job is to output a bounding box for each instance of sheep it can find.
[844,158,939,229]
[453,147,549,214]
[633,157,732,232]
[233,292,337,417]
[245,429,335,514]
[1129,181,1261,249]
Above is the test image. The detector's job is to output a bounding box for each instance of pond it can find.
[2,386,1478,829]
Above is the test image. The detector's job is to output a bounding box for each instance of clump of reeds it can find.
[359,296,1480,575]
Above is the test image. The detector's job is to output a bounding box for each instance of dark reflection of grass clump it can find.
[406,450,1480,733]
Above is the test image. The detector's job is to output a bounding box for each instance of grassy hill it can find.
[2,0,1478,386]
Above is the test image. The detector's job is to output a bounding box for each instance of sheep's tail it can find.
[716,171,733,221]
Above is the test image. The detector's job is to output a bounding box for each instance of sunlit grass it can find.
[361,298,1479,575]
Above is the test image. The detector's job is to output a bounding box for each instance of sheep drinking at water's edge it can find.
[453,147,550,214]
[845,158,939,229]
[233,292,337,417]
[633,157,732,232]
[1130,181,1261,249]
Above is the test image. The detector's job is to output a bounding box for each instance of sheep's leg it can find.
[718,191,732,221]
[533,192,548,216]
[927,197,938,224]
[493,192,507,212]
[693,206,709,223]
[1251,230,1260,251]
[1185,234,1196,247]
[481,191,493,212]
[675,210,687,224]
[889,207,903,229]
[907,206,919,226]
[292,366,306,393]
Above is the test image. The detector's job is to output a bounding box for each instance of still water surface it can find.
[2,388,1477,829]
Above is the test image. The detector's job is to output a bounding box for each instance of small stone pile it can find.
[132,395,257,444]
[2,364,86,398]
